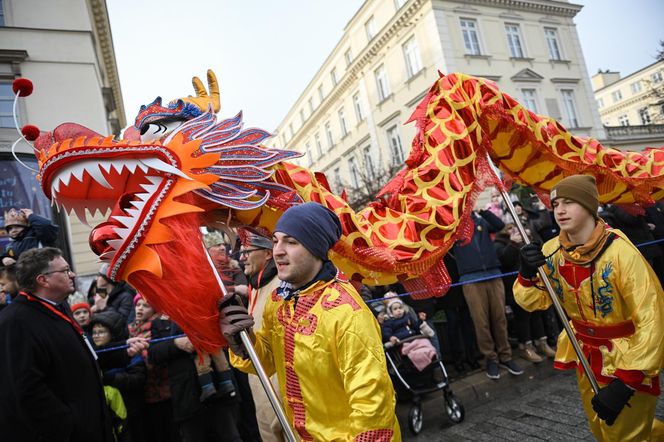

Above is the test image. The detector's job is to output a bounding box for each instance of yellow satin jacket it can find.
[231,276,401,442]
[514,229,664,394]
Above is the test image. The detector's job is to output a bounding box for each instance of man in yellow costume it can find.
[221,202,401,441]
[514,175,664,441]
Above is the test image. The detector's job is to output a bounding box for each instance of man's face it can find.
[240,246,271,277]
[7,225,26,239]
[272,232,321,289]
[553,198,593,235]
[38,256,76,301]
[0,274,18,298]
[73,308,91,327]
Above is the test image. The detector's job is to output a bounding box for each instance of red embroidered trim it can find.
[320,285,361,311]
[517,274,537,287]
[354,429,394,442]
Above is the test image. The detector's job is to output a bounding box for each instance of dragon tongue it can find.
[88,192,136,257]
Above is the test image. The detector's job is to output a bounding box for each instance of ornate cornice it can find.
[88,0,126,128]
[445,0,583,18]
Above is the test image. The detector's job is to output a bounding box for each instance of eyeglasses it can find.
[238,248,262,258]
[41,267,74,276]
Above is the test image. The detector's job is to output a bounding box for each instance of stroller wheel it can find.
[408,404,423,435]
[444,393,465,423]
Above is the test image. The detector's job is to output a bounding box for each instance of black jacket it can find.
[453,210,504,276]
[103,283,135,322]
[0,294,112,442]
[1,213,59,261]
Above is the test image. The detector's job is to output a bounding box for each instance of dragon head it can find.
[29,70,300,352]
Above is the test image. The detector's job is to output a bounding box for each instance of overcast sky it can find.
[107,0,663,133]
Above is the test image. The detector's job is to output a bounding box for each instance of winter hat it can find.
[551,175,599,219]
[387,298,404,313]
[238,226,273,250]
[71,302,91,314]
[133,293,144,305]
[3,209,28,229]
[275,202,342,260]
[90,310,129,341]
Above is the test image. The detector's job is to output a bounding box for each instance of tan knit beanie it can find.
[550,175,599,219]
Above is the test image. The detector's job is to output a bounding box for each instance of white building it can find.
[0,0,125,275]
[269,0,604,197]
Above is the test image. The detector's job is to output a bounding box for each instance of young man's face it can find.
[240,246,272,277]
[135,298,156,322]
[92,324,111,346]
[7,225,26,239]
[272,232,322,289]
[73,308,91,327]
[553,198,593,234]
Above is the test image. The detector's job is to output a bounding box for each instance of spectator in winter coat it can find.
[91,310,147,442]
[1,208,59,266]
[90,263,135,322]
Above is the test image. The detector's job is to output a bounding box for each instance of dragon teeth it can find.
[106,239,125,251]
[140,158,191,180]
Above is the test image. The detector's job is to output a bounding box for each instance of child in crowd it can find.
[1,208,59,266]
[381,298,437,371]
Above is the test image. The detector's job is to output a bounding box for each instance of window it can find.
[375,65,391,102]
[652,71,663,83]
[280,134,287,148]
[0,2,5,27]
[460,19,482,55]
[308,98,314,115]
[505,24,525,58]
[521,89,538,113]
[630,81,642,94]
[314,132,323,158]
[387,125,405,165]
[338,108,348,137]
[325,122,334,148]
[395,0,407,9]
[611,90,622,103]
[544,27,562,60]
[348,157,360,188]
[365,16,377,41]
[618,114,629,126]
[333,168,342,192]
[561,90,579,128]
[0,83,14,128]
[330,68,338,86]
[299,110,305,125]
[596,98,604,108]
[363,146,375,180]
[639,108,652,125]
[288,123,294,139]
[353,92,365,122]
[306,144,313,167]
[345,49,353,67]
[318,85,324,102]
[403,36,423,78]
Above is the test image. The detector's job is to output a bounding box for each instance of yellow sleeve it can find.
[337,308,397,436]
[614,244,664,374]
[229,299,276,376]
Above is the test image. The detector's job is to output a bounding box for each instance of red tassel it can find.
[12,78,34,97]
[21,125,40,141]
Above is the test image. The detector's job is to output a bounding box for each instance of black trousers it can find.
[178,402,242,442]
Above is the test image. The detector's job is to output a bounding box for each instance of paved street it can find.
[397,360,664,441]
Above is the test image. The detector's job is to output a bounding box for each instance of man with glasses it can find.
[236,227,283,442]
[0,247,114,441]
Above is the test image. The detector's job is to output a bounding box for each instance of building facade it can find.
[592,60,664,151]
[269,0,604,197]
[0,0,125,276]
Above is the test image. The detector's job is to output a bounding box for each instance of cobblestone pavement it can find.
[397,360,664,441]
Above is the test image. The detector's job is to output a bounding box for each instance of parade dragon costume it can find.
[14,70,664,354]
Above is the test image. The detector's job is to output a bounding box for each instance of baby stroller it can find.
[384,335,465,435]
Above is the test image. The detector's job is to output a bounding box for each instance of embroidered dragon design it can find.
[25,70,664,352]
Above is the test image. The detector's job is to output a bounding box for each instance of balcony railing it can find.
[605,124,664,139]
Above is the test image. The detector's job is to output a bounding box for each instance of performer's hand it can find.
[181,69,220,113]
[518,243,545,279]
[591,379,634,426]
[218,295,254,359]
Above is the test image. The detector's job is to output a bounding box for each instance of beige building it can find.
[592,60,664,151]
[0,0,125,276]
[269,0,604,197]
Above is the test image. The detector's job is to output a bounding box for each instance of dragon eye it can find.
[139,120,184,142]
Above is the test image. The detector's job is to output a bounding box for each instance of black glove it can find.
[219,295,254,359]
[518,243,546,279]
[591,379,634,426]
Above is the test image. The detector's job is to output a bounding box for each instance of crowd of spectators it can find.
[1,193,664,440]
